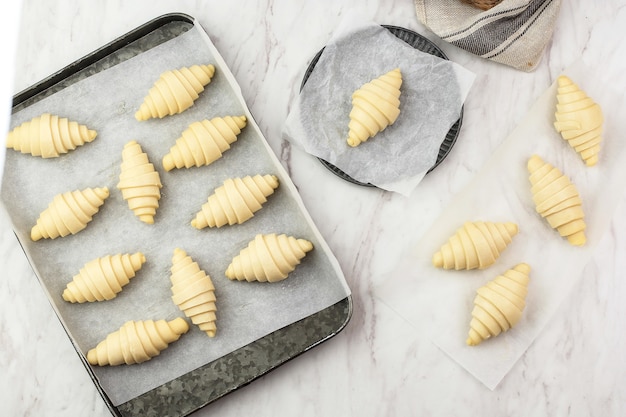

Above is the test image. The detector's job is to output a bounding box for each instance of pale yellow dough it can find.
[87,318,189,366]
[467,263,530,346]
[527,155,586,246]
[62,253,146,303]
[225,233,313,283]
[432,221,518,270]
[6,113,97,158]
[170,248,217,337]
[347,68,402,147]
[135,64,215,121]
[117,140,162,224]
[554,75,603,166]
[31,187,109,241]
[162,116,247,171]
[191,174,279,229]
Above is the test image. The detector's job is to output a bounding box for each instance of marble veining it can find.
[2,0,626,416]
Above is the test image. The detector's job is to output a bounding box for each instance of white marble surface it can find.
[2,0,626,416]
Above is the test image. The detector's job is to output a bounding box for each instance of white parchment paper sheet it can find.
[376,60,626,389]
[283,15,474,196]
[1,23,349,406]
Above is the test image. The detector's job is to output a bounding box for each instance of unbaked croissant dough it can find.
[527,155,586,246]
[432,221,518,270]
[31,187,109,241]
[6,113,97,158]
[62,253,146,303]
[117,140,162,224]
[162,116,247,171]
[225,233,313,283]
[135,64,215,121]
[191,174,279,229]
[87,318,189,366]
[467,263,530,346]
[554,75,603,166]
[347,68,402,147]
[170,248,217,337]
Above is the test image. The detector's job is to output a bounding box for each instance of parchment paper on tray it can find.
[283,15,474,195]
[1,23,349,406]
[375,59,626,389]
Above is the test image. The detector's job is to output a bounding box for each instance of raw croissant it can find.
[162,116,247,171]
[31,187,109,241]
[87,318,189,366]
[117,140,162,224]
[62,253,146,303]
[554,75,603,166]
[135,64,215,121]
[527,155,586,246]
[225,233,313,283]
[170,248,217,337]
[432,221,518,270]
[347,68,402,147]
[467,263,530,346]
[6,113,97,158]
[191,174,279,229]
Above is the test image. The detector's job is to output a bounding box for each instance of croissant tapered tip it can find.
[567,231,586,246]
[505,222,519,236]
[87,130,97,141]
[30,226,43,241]
[557,75,573,87]
[94,187,110,199]
[297,239,314,252]
[514,263,531,274]
[527,155,544,172]
[169,317,190,335]
[432,252,443,268]
[162,154,175,171]
[87,350,98,365]
[235,115,247,128]
[225,265,235,279]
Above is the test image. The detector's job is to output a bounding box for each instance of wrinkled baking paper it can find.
[376,60,626,389]
[283,14,474,195]
[1,22,349,405]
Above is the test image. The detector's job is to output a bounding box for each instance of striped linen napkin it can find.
[414,0,562,71]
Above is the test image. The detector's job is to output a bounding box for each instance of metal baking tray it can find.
[7,12,352,417]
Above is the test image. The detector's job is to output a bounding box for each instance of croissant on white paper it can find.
[87,318,189,366]
[135,64,215,121]
[62,252,146,303]
[432,221,519,270]
[527,155,586,246]
[31,187,109,241]
[225,233,313,283]
[162,116,247,171]
[347,68,402,147]
[554,75,603,166]
[117,140,162,224]
[467,263,530,346]
[191,175,279,229]
[170,248,217,337]
[6,113,97,158]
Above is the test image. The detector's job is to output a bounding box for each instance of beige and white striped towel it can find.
[415,0,562,71]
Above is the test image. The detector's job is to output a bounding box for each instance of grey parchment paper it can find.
[283,15,474,195]
[1,23,350,406]
[375,59,626,389]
